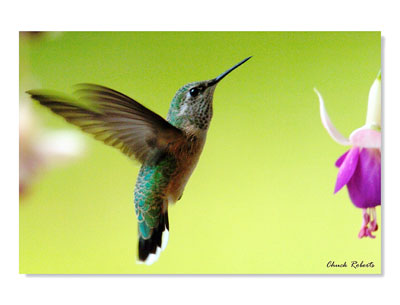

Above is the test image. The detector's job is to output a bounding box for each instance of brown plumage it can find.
[27,84,186,164]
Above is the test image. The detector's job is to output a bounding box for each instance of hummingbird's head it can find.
[167,56,251,132]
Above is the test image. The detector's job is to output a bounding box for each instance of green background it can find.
[19,32,381,274]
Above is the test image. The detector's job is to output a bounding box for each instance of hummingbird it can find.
[27,56,251,265]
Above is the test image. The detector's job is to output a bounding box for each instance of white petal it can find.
[314,88,350,145]
[365,71,381,128]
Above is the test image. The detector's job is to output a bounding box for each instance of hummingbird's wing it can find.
[27,84,185,164]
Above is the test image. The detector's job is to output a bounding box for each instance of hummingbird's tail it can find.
[137,211,169,265]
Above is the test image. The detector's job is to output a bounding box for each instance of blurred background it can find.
[19,32,381,274]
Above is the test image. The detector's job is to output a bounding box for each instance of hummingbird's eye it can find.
[189,88,200,97]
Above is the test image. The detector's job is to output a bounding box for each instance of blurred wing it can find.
[27,84,185,163]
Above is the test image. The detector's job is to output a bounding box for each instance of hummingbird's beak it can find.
[207,56,252,87]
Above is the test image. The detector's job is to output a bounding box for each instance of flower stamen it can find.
[358,208,377,239]
[370,207,378,232]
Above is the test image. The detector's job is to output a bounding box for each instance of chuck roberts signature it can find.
[326,261,375,269]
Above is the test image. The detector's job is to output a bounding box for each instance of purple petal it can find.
[347,148,381,208]
[334,147,360,194]
[335,150,349,168]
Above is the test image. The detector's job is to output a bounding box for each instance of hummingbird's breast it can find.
[165,132,206,204]
[134,129,207,218]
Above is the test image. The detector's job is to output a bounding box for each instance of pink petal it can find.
[349,127,381,149]
[334,147,360,193]
[314,88,350,146]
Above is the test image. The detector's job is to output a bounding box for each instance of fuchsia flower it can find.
[19,102,85,197]
[314,71,381,239]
